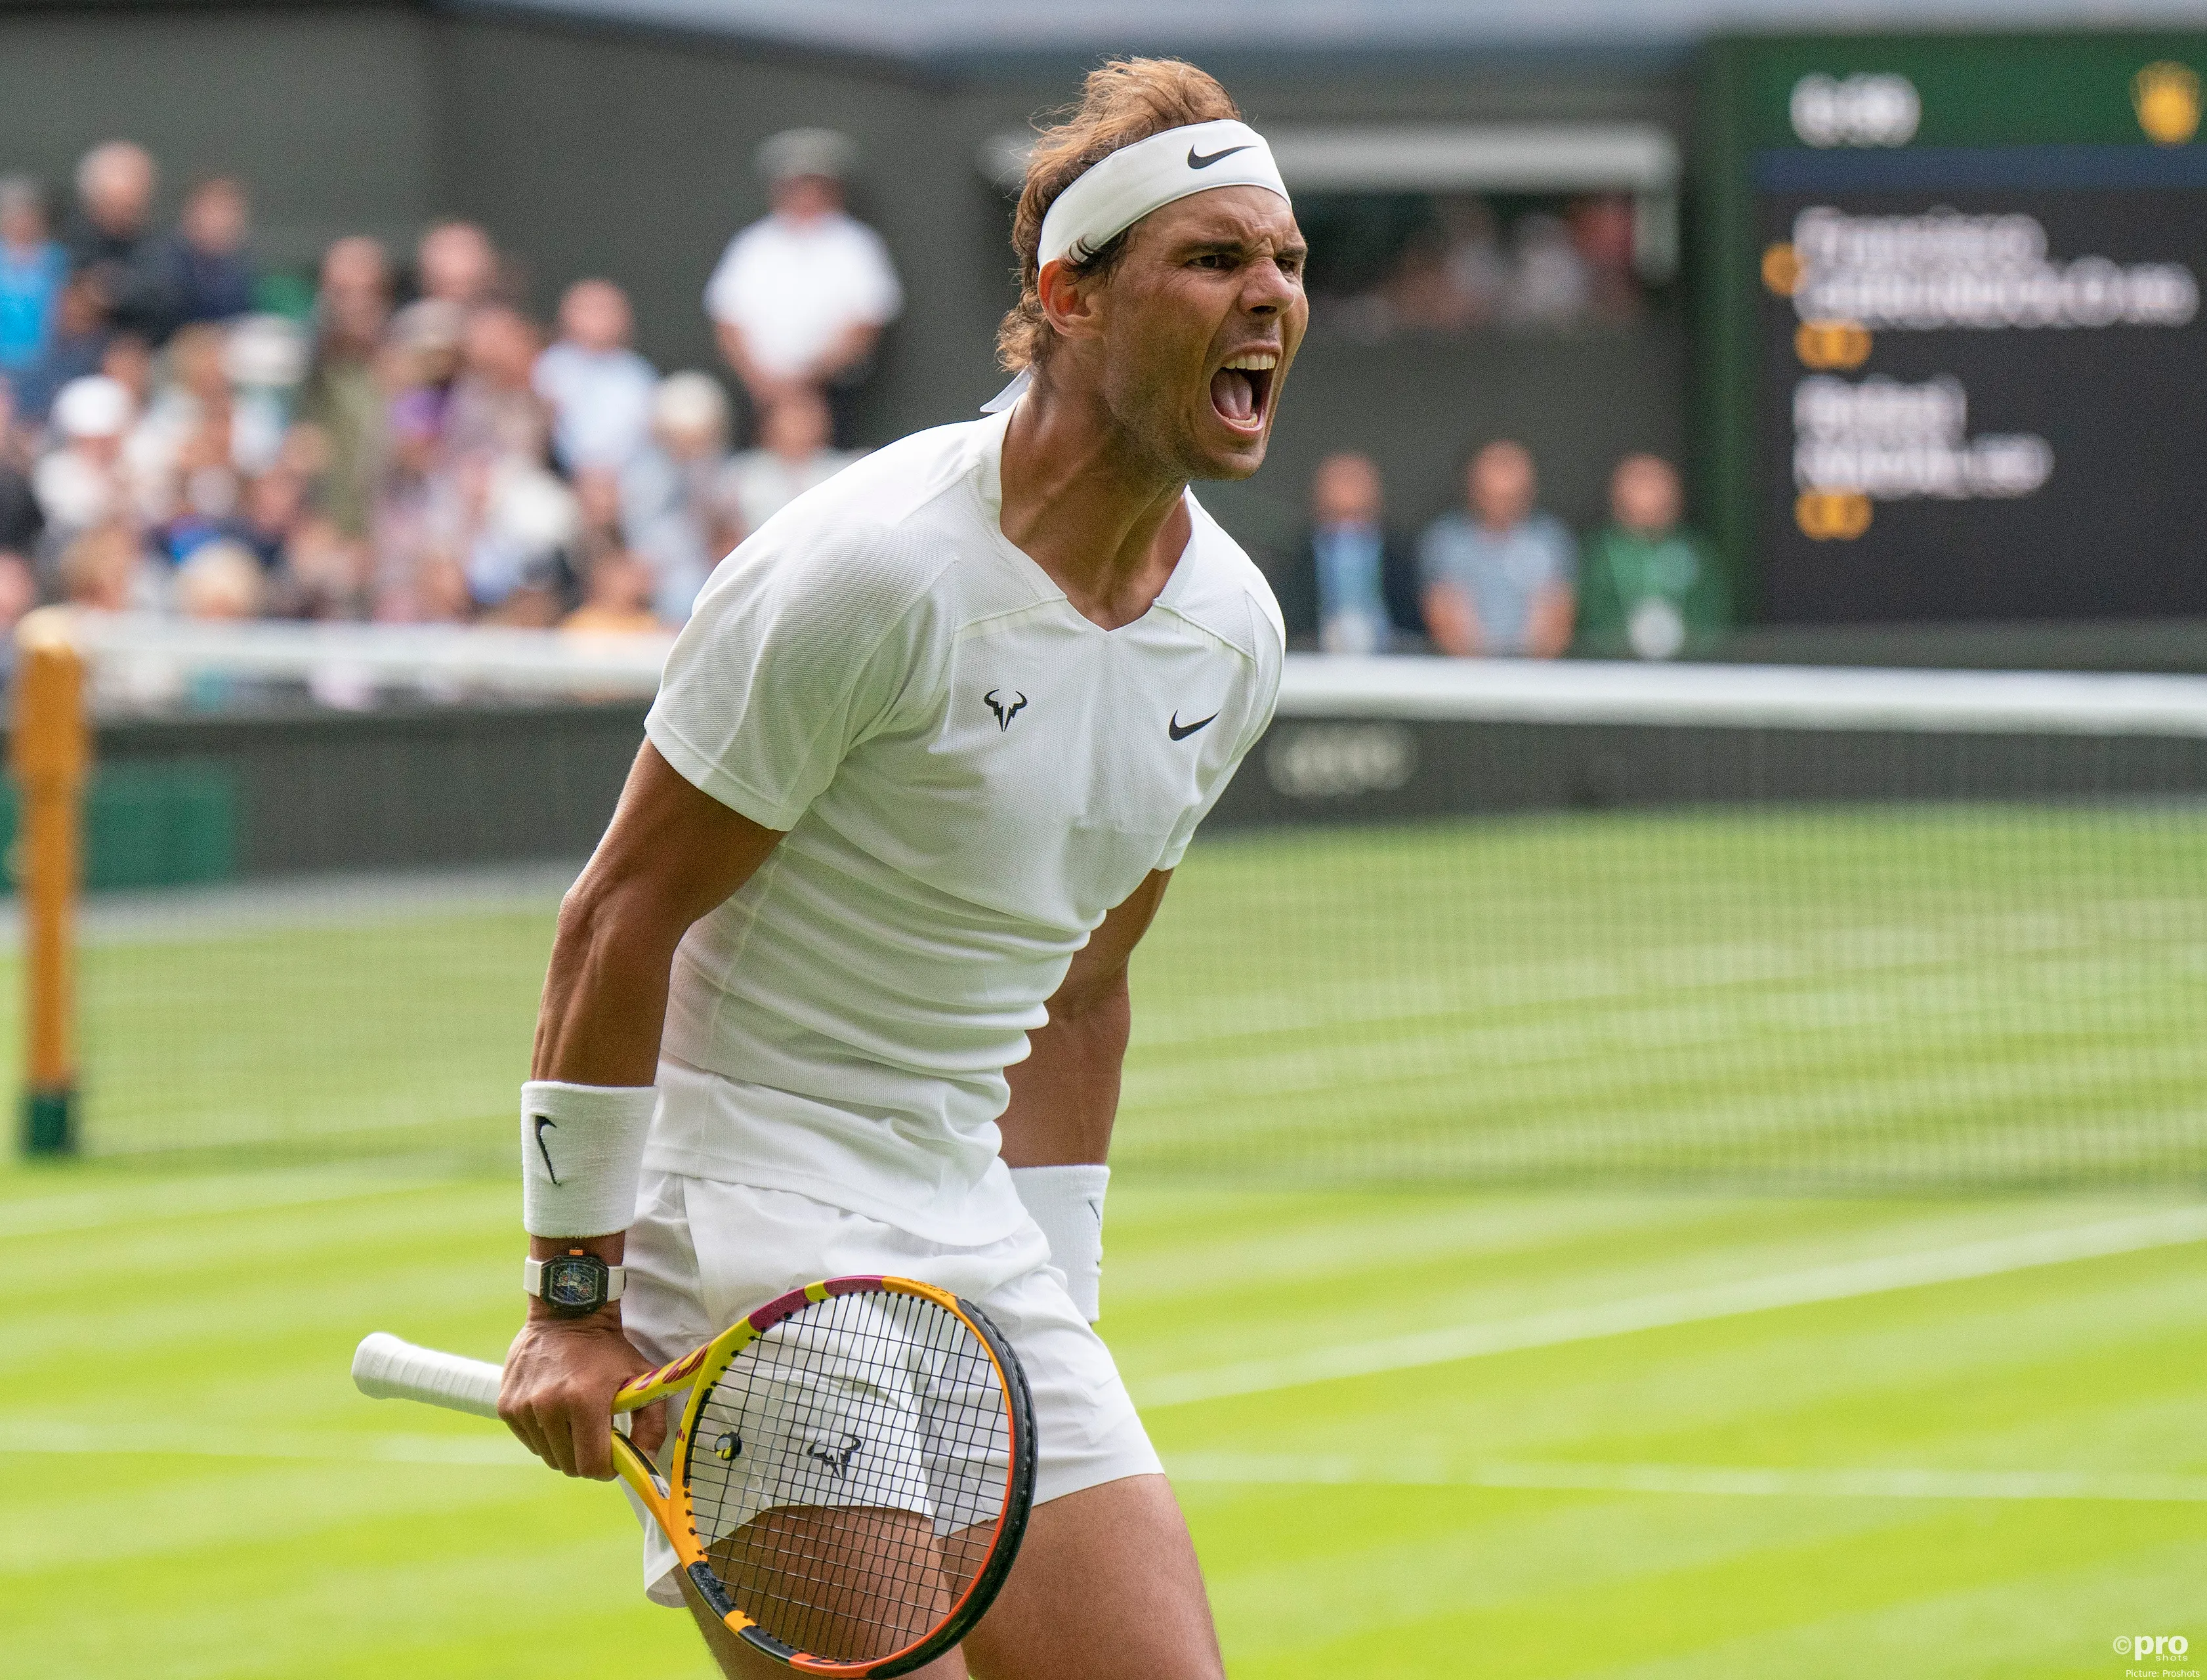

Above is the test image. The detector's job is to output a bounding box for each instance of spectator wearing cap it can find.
[1576,453,1729,661]
[64,142,173,342]
[704,128,902,447]
[621,369,736,623]
[33,374,137,553]
[534,279,658,476]
[1271,451,1424,654]
[0,178,67,377]
[1419,439,1577,659]
[718,387,859,537]
[160,176,257,331]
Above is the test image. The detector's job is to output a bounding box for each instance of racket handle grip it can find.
[352,1332,504,1419]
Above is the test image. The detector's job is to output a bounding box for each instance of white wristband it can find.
[520,1081,656,1238]
[1012,1164,1109,1323]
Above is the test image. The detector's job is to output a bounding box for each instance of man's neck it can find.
[998,363,1192,633]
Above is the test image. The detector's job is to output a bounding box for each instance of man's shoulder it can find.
[741,421,991,579]
[1173,497,1285,663]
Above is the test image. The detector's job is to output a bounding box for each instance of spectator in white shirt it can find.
[717,385,858,537]
[702,127,902,446]
[534,278,658,474]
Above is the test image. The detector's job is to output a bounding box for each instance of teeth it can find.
[1223,352,1278,371]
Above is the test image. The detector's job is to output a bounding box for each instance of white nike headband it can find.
[1036,119,1289,268]
[983,119,1291,413]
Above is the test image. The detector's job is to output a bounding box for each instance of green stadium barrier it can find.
[0,761,238,892]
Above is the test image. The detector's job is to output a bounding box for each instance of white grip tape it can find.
[352,1332,504,1419]
[520,1080,656,1239]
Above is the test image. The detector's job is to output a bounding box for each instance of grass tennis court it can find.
[2,1166,2202,1678]
[1,808,2202,1675]
[20,806,2206,1181]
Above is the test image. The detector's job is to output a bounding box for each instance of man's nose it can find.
[1242,259,1298,316]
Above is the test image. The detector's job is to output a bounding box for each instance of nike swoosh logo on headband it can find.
[1187,144,1253,169]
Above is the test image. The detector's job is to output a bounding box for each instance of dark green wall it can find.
[0,6,437,269]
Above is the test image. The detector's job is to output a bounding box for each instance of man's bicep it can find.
[1052,870,1172,1015]
[583,742,786,927]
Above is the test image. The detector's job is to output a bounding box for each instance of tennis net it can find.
[11,614,2205,1186]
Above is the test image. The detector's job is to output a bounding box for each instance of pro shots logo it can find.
[2116,1631,2196,1676]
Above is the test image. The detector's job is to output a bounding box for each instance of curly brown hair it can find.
[995,58,1242,374]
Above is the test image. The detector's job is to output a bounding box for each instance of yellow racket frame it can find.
[606,1274,1034,1678]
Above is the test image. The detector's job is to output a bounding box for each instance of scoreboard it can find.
[1698,33,2207,624]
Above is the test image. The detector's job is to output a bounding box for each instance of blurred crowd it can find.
[0,130,1711,668]
[0,129,896,646]
[1268,444,1729,662]
[1306,192,1651,342]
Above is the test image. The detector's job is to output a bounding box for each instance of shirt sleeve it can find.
[644,518,929,831]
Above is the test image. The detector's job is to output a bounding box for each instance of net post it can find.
[9,611,89,1157]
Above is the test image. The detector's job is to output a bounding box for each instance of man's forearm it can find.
[531,880,686,1087]
[999,975,1131,1167]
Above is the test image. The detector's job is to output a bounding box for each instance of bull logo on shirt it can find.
[984,688,1028,731]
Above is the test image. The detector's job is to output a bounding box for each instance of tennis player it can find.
[499,57,1303,1679]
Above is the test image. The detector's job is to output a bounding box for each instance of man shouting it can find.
[500,56,1305,1680]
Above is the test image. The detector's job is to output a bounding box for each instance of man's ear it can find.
[1036,258,1106,345]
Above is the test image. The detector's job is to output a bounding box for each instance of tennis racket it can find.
[353,1276,1035,1677]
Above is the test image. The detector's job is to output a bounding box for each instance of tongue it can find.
[1210,368,1255,423]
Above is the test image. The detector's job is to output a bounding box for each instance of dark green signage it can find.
[1698,32,2207,623]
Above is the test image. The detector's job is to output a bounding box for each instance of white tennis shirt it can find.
[642,407,1284,1241]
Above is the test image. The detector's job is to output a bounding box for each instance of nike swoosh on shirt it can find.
[1169,711,1220,741]
[532,1116,559,1184]
[1187,144,1253,169]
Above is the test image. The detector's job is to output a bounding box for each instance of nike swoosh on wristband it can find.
[1187,144,1253,169]
[1169,711,1220,741]
[532,1116,559,1184]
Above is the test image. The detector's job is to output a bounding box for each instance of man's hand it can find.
[499,1311,666,1480]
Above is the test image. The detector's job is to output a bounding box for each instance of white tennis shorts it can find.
[619,1169,1163,1606]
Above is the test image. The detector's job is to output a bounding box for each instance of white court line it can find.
[1137,1204,2207,1408]
[1167,1454,2207,1504]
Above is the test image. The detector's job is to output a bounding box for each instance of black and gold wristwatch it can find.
[523,1248,627,1318]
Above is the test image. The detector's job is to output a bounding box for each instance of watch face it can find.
[543,1255,604,1311]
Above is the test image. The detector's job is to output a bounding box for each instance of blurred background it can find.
[3,4,2205,1679]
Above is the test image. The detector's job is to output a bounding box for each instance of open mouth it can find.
[1209,350,1278,432]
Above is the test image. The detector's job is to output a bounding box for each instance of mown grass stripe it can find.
[1140,1204,2207,1406]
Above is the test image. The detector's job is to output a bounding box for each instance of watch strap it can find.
[522,1254,627,1304]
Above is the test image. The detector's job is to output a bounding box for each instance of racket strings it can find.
[682,1291,1014,1664]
